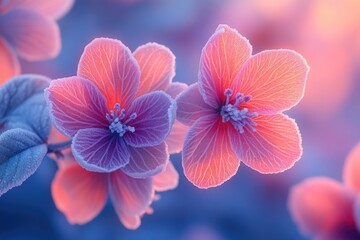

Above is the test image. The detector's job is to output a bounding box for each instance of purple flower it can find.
[45,38,176,176]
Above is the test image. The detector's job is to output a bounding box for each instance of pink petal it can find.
[343,142,360,192]
[72,128,130,172]
[117,212,141,230]
[1,9,60,61]
[165,82,188,99]
[229,114,302,173]
[124,91,175,147]
[109,170,153,229]
[134,43,175,96]
[288,177,355,237]
[236,50,309,115]
[182,115,240,189]
[165,120,188,154]
[122,142,169,178]
[0,37,19,85]
[165,82,189,154]
[199,24,252,108]
[10,0,74,20]
[153,161,179,192]
[176,83,216,126]
[45,77,108,137]
[51,161,108,224]
[77,38,140,109]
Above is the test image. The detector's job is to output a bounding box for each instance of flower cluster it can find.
[0,20,310,230]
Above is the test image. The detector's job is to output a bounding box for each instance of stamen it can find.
[224,88,233,105]
[106,103,137,136]
[220,89,258,133]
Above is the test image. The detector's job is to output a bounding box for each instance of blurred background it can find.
[1,0,359,239]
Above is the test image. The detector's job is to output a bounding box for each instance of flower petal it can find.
[288,177,355,237]
[236,50,309,115]
[165,82,188,99]
[176,83,216,126]
[109,170,153,229]
[182,116,240,189]
[166,120,188,154]
[77,38,140,109]
[165,82,189,154]
[72,128,130,172]
[117,212,141,230]
[153,161,179,192]
[122,143,169,178]
[134,43,175,96]
[45,76,108,137]
[11,0,74,20]
[199,24,252,108]
[0,9,60,61]
[124,91,175,147]
[0,38,19,84]
[51,161,108,224]
[343,142,360,192]
[229,114,302,173]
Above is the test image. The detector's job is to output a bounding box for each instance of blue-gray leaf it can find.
[0,128,47,196]
[0,74,50,141]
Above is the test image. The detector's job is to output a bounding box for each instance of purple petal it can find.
[122,142,169,178]
[72,128,130,172]
[45,76,108,137]
[124,91,175,147]
[165,82,188,99]
[176,83,215,126]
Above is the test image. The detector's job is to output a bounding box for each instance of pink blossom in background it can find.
[288,143,360,239]
[52,155,178,229]
[0,0,74,84]
[176,24,309,189]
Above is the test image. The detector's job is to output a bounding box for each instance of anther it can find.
[220,90,258,134]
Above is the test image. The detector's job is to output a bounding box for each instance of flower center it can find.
[220,89,258,134]
[106,103,137,137]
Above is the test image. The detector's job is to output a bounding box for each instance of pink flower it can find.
[288,143,360,239]
[0,0,74,84]
[176,24,309,189]
[52,155,178,229]
[46,38,177,175]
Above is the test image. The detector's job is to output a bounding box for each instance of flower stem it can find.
[47,140,72,153]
